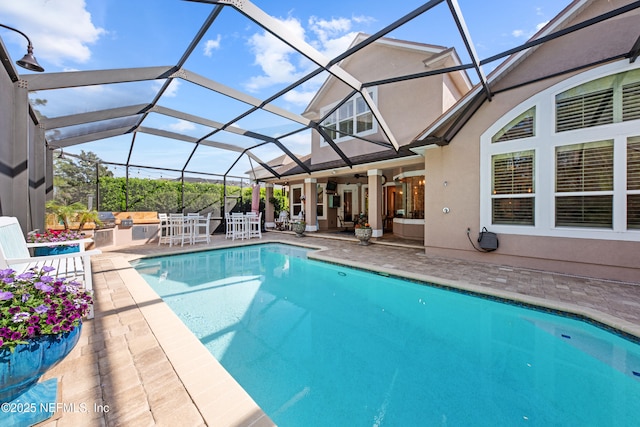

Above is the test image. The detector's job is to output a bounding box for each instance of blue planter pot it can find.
[34,245,80,256]
[0,324,82,403]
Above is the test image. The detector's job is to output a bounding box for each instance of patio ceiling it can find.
[2,0,639,181]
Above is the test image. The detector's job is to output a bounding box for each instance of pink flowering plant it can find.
[26,229,83,247]
[0,267,92,352]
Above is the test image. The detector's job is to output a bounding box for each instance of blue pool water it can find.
[134,243,640,426]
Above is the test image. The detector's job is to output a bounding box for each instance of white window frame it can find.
[290,184,304,218]
[320,88,378,146]
[361,184,368,218]
[554,140,614,228]
[317,183,327,220]
[627,136,640,230]
[480,60,640,241]
[491,150,536,226]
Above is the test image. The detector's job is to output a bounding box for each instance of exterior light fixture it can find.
[47,144,64,159]
[0,23,45,72]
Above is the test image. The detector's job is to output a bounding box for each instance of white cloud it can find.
[319,32,358,59]
[245,16,307,92]
[352,15,376,25]
[280,130,312,154]
[204,35,222,57]
[243,13,372,97]
[0,0,105,65]
[153,79,181,98]
[536,21,549,32]
[167,120,196,133]
[512,21,549,39]
[308,16,352,41]
[282,89,316,106]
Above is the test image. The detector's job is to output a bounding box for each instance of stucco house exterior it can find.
[258,33,473,240]
[261,0,640,283]
[414,0,640,283]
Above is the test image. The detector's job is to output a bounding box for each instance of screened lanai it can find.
[2,0,639,232]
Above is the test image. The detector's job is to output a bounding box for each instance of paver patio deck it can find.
[39,231,640,426]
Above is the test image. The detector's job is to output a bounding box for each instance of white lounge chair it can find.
[0,216,101,318]
[275,211,290,230]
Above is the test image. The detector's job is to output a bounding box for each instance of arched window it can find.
[481,62,640,239]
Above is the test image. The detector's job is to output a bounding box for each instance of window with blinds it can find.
[492,198,534,225]
[491,151,534,225]
[628,195,640,230]
[492,107,535,143]
[485,68,640,234]
[556,69,640,133]
[623,81,640,122]
[556,88,613,132]
[628,136,640,229]
[556,195,613,228]
[555,141,613,228]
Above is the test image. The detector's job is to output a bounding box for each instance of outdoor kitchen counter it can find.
[113,211,160,225]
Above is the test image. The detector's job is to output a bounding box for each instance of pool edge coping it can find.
[110,255,276,427]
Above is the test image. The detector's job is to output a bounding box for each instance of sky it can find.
[0,0,573,179]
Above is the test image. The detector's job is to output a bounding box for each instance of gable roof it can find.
[302,33,456,117]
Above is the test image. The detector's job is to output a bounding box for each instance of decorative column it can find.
[304,178,317,232]
[264,183,275,229]
[367,169,384,238]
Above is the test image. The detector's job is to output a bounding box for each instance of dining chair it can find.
[231,213,247,240]
[169,213,192,246]
[248,212,262,239]
[193,212,212,244]
[186,213,201,242]
[157,213,171,245]
[225,212,233,239]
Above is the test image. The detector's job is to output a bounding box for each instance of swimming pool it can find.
[134,243,640,426]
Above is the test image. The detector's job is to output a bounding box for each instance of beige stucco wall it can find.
[492,1,638,93]
[442,74,462,112]
[422,3,640,283]
[425,71,640,282]
[308,43,468,165]
[392,219,424,241]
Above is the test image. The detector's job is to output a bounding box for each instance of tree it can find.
[53,150,113,206]
[52,151,239,214]
[269,188,288,215]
